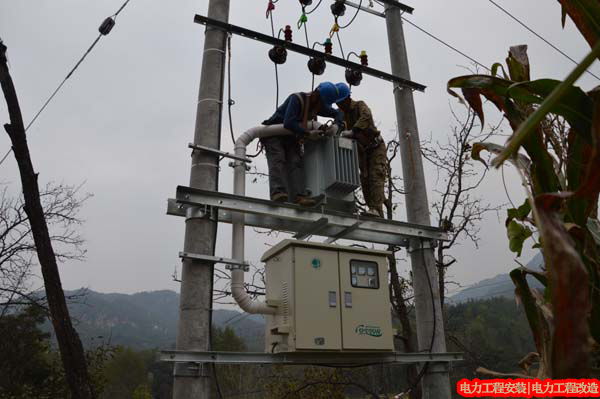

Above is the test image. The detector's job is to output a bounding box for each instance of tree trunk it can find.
[0,40,96,399]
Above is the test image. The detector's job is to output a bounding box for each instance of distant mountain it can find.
[448,252,544,304]
[43,253,545,351]
[42,290,265,351]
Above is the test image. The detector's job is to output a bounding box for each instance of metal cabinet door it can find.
[294,247,342,350]
[338,252,394,350]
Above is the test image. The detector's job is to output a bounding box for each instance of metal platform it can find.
[160,350,462,366]
[167,186,449,246]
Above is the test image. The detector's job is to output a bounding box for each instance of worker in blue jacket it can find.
[261,82,349,206]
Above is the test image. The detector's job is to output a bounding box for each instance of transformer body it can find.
[302,136,360,213]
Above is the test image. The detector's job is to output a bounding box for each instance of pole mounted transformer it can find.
[169,2,454,399]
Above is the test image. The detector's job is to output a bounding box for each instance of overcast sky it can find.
[1,0,598,303]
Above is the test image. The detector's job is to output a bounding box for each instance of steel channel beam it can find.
[171,187,448,243]
[170,198,433,246]
[160,350,462,365]
[193,15,425,92]
[376,0,414,13]
[345,0,386,18]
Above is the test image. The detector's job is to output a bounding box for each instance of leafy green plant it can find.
[446,2,600,378]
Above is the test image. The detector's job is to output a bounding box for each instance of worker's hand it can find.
[306,130,323,141]
[340,130,354,138]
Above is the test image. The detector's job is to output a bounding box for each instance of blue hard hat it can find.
[316,81,350,105]
[335,82,350,102]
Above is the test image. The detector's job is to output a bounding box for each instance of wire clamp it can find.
[185,205,210,221]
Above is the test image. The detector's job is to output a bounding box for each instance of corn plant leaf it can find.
[492,41,600,169]
[507,79,593,142]
[491,62,508,79]
[506,45,530,82]
[574,88,600,204]
[558,0,600,53]
[534,193,591,378]
[508,220,533,257]
[510,268,552,371]
[447,75,513,125]
[587,218,600,245]
[519,266,549,288]
[471,142,531,175]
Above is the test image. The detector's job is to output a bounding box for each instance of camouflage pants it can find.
[358,142,387,216]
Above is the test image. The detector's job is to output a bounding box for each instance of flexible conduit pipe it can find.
[230,122,325,314]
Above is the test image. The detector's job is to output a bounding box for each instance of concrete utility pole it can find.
[172,1,230,398]
[384,6,452,399]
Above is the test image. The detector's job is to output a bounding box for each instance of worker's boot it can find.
[271,192,288,203]
[362,207,382,217]
[295,195,317,207]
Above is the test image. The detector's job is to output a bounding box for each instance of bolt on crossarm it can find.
[384,5,452,399]
[172,0,230,398]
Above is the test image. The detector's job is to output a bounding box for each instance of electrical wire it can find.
[400,17,490,73]
[224,35,263,158]
[400,239,438,396]
[335,31,346,60]
[268,9,279,109]
[338,0,362,29]
[305,0,324,15]
[227,35,236,145]
[0,0,134,167]
[370,0,490,73]
[487,0,600,81]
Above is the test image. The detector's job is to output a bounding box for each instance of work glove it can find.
[340,130,354,138]
[306,130,323,141]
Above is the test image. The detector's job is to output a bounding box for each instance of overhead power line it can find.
[487,0,600,81]
[370,0,490,71]
[400,17,491,73]
[0,0,134,167]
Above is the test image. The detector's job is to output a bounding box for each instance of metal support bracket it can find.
[189,143,251,163]
[168,188,449,246]
[293,217,329,240]
[173,362,208,378]
[193,15,425,91]
[407,239,437,253]
[324,221,362,244]
[161,350,462,365]
[179,251,249,271]
[185,205,210,221]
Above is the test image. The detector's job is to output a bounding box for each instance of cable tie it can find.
[192,162,220,169]
[204,48,226,54]
[197,98,223,104]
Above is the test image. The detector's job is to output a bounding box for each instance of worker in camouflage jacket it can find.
[336,84,387,217]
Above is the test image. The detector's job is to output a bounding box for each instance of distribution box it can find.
[261,240,394,352]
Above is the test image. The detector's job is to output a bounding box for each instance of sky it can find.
[0,0,598,302]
